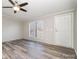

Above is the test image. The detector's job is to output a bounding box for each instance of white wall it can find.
[36,17,55,44]
[24,10,76,50]
[2,18,24,42]
[23,22,29,39]
[23,16,55,44]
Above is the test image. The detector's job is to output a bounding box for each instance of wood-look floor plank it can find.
[2,39,76,59]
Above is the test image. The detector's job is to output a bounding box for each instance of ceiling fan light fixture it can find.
[13,6,20,11]
[3,0,28,13]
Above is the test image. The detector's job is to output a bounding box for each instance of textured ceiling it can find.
[2,0,76,21]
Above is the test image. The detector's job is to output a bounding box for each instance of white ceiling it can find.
[2,0,76,21]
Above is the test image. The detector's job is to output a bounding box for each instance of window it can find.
[29,20,44,38]
[29,21,37,38]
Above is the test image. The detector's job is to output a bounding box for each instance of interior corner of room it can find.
[2,9,77,52]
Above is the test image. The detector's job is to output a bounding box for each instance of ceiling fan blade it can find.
[19,2,28,7]
[14,11,17,13]
[20,8,27,12]
[9,0,15,5]
[2,6,12,8]
[15,1,18,4]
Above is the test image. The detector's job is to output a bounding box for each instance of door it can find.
[54,12,73,48]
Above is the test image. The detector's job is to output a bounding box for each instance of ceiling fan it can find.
[2,0,28,13]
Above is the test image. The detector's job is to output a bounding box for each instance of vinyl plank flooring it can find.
[2,39,76,59]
